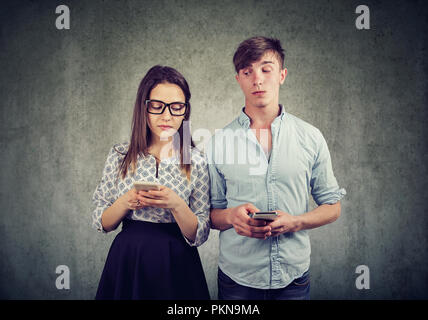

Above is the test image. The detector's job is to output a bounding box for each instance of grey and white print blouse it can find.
[92,142,211,247]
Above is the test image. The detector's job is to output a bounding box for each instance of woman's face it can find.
[147,82,186,142]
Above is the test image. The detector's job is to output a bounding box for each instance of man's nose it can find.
[252,70,262,86]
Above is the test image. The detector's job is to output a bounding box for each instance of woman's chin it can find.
[154,129,178,141]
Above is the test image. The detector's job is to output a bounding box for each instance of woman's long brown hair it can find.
[117,65,195,180]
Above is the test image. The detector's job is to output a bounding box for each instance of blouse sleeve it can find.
[184,154,211,247]
[91,146,122,233]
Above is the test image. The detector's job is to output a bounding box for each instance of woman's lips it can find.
[158,125,173,130]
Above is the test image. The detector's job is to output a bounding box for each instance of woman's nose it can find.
[161,106,173,120]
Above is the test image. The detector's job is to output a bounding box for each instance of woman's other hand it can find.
[137,186,185,211]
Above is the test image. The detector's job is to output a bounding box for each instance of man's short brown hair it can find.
[233,36,285,73]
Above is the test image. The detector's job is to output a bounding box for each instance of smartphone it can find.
[249,211,278,221]
[134,181,161,192]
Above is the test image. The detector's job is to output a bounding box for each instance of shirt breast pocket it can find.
[277,154,311,183]
[226,177,256,202]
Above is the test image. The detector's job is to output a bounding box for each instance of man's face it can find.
[235,51,287,110]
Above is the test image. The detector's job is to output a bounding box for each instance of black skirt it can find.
[95,219,210,300]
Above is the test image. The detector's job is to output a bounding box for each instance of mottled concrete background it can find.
[1,0,427,299]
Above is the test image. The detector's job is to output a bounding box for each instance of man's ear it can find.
[279,68,287,85]
[235,73,239,83]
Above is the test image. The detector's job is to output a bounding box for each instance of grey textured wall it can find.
[1,0,427,299]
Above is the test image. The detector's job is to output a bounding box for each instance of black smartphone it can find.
[249,211,278,221]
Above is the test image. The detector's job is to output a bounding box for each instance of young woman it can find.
[92,65,211,300]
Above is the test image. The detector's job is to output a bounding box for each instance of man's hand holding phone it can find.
[267,211,302,236]
[228,203,272,239]
[228,206,302,238]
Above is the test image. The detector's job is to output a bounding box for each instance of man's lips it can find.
[252,91,266,95]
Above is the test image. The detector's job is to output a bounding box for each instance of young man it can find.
[206,36,346,300]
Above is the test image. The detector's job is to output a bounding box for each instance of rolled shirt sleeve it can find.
[206,137,228,209]
[310,130,346,205]
[184,154,211,247]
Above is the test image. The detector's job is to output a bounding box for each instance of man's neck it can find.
[244,103,281,128]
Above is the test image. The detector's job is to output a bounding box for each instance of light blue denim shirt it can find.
[206,105,346,289]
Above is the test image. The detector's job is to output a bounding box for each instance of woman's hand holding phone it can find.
[119,188,147,211]
[137,186,186,211]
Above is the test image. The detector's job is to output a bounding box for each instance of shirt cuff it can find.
[314,188,347,205]
[210,199,228,209]
[183,217,211,247]
[92,207,109,234]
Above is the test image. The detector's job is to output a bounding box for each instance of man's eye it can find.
[263,69,272,73]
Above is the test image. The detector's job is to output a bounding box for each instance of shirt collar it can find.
[237,104,286,128]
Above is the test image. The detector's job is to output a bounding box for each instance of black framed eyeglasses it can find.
[145,99,188,116]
